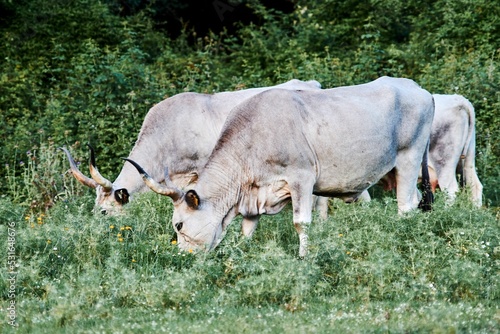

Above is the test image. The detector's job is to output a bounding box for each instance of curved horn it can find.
[87,144,113,191]
[123,158,184,202]
[59,147,98,189]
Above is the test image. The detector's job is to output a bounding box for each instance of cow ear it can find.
[115,188,130,205]
[185,190,200,209]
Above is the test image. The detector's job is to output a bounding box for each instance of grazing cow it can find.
[427,94,482,206]
[345,94,483,209]
[127,76,435,257]
[61,79,322,215]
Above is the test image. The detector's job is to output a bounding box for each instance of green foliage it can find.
[408,0,500,58]
[1,0,499,208]
[0,192,498,332]
[3,139,83,212]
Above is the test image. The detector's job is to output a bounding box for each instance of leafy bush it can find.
[1,0,499,209]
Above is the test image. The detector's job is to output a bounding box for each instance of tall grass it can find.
[1,187,498,333]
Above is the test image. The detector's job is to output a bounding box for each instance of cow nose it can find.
[101,209,107,215]
[175,222,183,231]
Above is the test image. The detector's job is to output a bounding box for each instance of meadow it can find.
[1,176,499,333]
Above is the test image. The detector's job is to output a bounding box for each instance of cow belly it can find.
[313,190,362,202]
[313,182,373,198]
[314,146,395,196]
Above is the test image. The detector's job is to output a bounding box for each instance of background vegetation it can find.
[1,0,499,332]
[1,0,499,210]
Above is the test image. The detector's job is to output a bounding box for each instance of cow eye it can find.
[175,222,183,232]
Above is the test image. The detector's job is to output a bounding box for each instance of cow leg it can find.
[431,149,460,205]
[358,190,371,202]
[294,222,309,258]
[395,154,424,213]
[434,163,460,205]
[428,166,439,193]
[313,196,329,220]
[464,168,483,207]
[428,127,461,205]
[395,173,420,213]
[462,139,483,207]
[290,181,315,257]
[241,216,260,237]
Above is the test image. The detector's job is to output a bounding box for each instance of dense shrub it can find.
[1,0,498,209]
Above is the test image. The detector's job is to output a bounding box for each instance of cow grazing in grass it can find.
[61,79,322,215]
[350,94,483,209]
[128,76,435,257]
[427,94,482,206]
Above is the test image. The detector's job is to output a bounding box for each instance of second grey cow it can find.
[355,93,483,210]
[61,79,322,215]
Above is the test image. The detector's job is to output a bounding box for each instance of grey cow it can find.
[62,79,322,215]
[428,94,482,206]
[128,76,435,257]
[355,93,483,209]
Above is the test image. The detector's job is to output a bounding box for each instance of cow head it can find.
[60,145,130,215]
[124,158,226,252]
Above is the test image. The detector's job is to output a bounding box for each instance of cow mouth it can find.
[175,222,223,253]
[177,232,208,253]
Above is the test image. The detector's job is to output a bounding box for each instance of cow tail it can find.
[418,140,433,211]
[458,156,465,188]
[458,97,475,188]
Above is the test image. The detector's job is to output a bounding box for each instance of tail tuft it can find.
[418,143,434,211]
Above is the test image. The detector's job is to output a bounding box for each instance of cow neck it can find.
[113,163,149,194]
[196,156,245,220]
[116,150,165,194]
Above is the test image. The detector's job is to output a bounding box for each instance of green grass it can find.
[1,191,499,333]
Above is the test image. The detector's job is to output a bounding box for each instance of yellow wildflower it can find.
[125,226,132,230]
[132,259,136,263]
[109,225,115,229]
[120,227,125,231]
[118,238,124,242]
[188,249,193,253]
[171,240,177,245]
[47,240,51,244]
[117,233,122,237]
[25,216,30,220]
